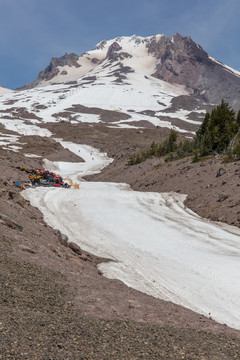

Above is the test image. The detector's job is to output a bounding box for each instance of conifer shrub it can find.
[195,100,239,154]
[127,100,240,166]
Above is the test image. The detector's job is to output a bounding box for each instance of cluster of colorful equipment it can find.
[15,167,71,188]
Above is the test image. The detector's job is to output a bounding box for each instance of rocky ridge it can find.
[148,33,240,110]
[17,53,80,90]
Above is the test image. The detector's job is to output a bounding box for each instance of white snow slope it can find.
[0,35,207,135]
[0,85,13,95]
[23,141,240,331]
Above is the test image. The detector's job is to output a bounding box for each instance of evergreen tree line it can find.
[127,129,194,165]
[128,100,240,166]
[195,100,240,157]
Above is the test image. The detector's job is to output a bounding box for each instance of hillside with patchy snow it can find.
[0,33,238,140]
[2,33,240,333]
[0,36,212,136]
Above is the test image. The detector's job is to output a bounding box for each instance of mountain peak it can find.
[16,33,240,111]
[37,52,80,82]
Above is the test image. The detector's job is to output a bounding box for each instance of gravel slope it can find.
[1,235,240,359]
[1,130,240,359]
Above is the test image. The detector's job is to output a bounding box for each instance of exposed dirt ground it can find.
[1,123,240,359]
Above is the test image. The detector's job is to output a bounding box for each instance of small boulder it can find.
[217,192,229,202]
[216,168,226,177]
[15,194,27,207]
[58,233,68,247]
[21,245,36,254]
[68,242,82,255]
[53,229,61,236]
[8,190,17,199]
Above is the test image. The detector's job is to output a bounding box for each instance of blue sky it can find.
[0,0,239,89]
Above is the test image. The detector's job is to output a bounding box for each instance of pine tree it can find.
[196,112,210,139]
[196,100,239,154]
[237,110,240,126]
[167,129,177,152]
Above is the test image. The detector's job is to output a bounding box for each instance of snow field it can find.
[43,140,113,182]
[22,141,240,331]
[0,118,52,137]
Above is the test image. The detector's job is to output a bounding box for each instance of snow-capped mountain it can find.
[19,33,240,109]
[1,33,240,134]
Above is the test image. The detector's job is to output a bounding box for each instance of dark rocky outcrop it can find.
[106,42,122,61]
[94,40,107,50]
[105,42,133,62]
[148,33,240,110]
[17,53,80,90]
[37,53,80,82]
[68,241,82,255]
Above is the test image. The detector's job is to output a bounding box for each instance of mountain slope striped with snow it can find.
[1,33,240,137]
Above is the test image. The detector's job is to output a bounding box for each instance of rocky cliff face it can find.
[37,53,80,82]
[148,34,211,88]
[147,33,240,110]
[17,53,80,90]
[106,42,132,62]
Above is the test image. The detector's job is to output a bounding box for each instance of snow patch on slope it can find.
[43,139,113,182]
[0,85,13,95]
[23,142,240,331]
[0,118,52,137]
